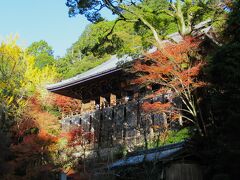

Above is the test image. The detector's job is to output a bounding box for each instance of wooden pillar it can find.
[110,93,116,106]
[100,96,105,109]
[90,100,95,111]
[120,82,127,104]
[79,100,82,114]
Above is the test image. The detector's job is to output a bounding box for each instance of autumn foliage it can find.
[11,130,58,164]
[52,94,82,115]
[62,126,95,147]
[132,36,206,134]
[0,95,62,178]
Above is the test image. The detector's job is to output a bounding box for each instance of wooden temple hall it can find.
[46,52,168,148]
[49,55,131,111]
[45,20,214,148]
[46,20,212,122]
[46,20,215,147]
[47,54,159,116]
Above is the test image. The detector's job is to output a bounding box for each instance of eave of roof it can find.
[46,54,133,91]
[47,67,122,92]
[108,142,185,169]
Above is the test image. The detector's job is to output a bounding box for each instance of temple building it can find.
[46,20,213,149]
[47,51,166,149]
[47,54,137,113]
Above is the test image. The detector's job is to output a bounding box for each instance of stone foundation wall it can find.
[61,96,180,152]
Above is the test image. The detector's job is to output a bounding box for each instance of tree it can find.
[27,40,55,69]
[69,20,144,57]
[56,53,110,79]
[52,94,82,117]
[66,0,170,49]
[0,38,28,131]
[27,40,53,56]
[131,37,206,136]
[162,0,218,35]
[0,36,59,132]
[0,37,61,179]
[62,125,94,173]
[55,20,144,79]
[204,1,240,177]
[9,129,58,179]
[66,0,216,49]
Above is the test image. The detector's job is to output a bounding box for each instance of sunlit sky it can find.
[0,0,114,57]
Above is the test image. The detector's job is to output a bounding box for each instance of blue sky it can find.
[0,0,114,57]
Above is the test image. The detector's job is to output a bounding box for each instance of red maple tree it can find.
[52,94,82,116]
[61,126,95,148]
[132,36,206,136]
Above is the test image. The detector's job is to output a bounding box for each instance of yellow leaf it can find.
[0,82,6,89]
[7,96,14,105]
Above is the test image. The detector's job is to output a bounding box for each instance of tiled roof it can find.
[108,142,185,169]
[46,55,133,91]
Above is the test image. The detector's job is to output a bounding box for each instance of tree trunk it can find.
[122,5,164,50]
[175,0,192,36]
[138,16,164,50]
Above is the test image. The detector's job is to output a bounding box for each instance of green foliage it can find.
[27,40,53,56]
[57,54,110,79]
[164,128,190,144]
[24,127,39,136]
[57,137,68,149]
[149,128,190,148]
[65,0,178,48]
[198,1,240,178]
[27,40,55,69]
[135,0,177,35]
[55,56,72,78]
[114,146,127,159]
[66,56,107,77]
[207,0,240,143]
[71,21,116,56]
[58,9,177,79]
[66,0,218,41]
[62,0,220,81]
[208,0,240,90]
[0,1,230,178]
[224,0,240,42]
[68,20,145,58]
[66,0,133,22]
[56,18,148,79]
[209,42,240,90]
[42,104,61,118]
